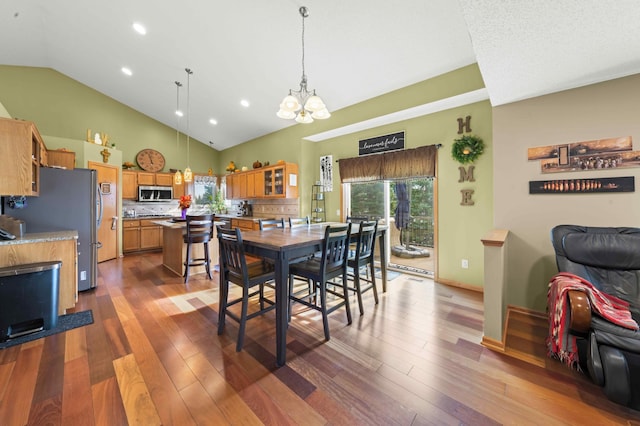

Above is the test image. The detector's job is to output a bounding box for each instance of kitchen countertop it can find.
[0,230,78,246]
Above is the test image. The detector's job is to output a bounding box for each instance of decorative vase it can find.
[181,208,187,219]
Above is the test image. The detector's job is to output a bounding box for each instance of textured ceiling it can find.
[1,1,639,151]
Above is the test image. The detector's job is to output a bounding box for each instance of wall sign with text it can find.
[358,131,405,156]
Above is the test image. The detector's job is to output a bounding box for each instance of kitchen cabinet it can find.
[122,170,183,200]
[123,219,163,253]
[224,163,298,200]
[0,117,44,196]
[137,172,155,185]
[122,170,138,199]
[47,149,75,169]
[155,173,173,186]
[231,218,260,231]
[262,163,298,198]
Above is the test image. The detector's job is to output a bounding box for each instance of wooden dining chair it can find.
[346,220,379,315]
[259,218,285,230]
[217,226,276,351]
[183,214,214,283]
[289,216,310,228]
[288,223,353,341]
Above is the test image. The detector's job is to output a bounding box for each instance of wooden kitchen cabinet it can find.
[155,173,173,186]
[122,170,138,199]
[262,163,298,198]
[231,218,260,231]
[226,173,237,200]
[137,172,155,185]
[0,117,44,196]
[123,219,163,253]
[47,149,75,169]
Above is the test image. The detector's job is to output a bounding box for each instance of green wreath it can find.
[452,135,484,164]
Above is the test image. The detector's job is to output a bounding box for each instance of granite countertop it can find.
[0,230,78,246]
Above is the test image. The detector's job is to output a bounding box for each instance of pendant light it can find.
[173,80,183,185]
[183,67,193,183]
[277,6,330,123]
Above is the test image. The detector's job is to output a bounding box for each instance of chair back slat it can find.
[320,224,351,272]
[185,214,213,243]
[355,221,378,260]
[289,216,310,227]
[259,218,285,230]
[217,226,249,283]
[346,215,369,223]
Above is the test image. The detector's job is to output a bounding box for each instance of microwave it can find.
[138,185,173,202]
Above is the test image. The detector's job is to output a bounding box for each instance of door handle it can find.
[111,216,118,230]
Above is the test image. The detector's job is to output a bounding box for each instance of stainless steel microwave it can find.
[138,185,173,202]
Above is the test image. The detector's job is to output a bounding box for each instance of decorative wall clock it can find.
[136,149,165,172]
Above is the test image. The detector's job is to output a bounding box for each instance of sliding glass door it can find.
[346,178,435,277]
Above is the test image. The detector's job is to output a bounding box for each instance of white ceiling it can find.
[1,1,639,151]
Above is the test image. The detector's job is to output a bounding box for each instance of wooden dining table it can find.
[227,222,388,366]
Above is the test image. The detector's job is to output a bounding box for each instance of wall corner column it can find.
[481,229,509,351]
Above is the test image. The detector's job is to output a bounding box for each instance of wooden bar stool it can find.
[183,214,214,283]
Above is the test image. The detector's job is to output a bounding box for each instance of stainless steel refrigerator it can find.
[5,167,102,291]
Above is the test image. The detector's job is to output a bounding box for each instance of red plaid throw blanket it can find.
[547,272,638,370]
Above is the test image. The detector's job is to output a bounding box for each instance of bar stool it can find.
[183,214,214,283]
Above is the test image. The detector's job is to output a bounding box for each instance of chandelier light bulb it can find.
[295,110,314,124]
[311,108,331,120]
[304,94,325,112]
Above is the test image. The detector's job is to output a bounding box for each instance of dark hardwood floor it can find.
[1,251,639,425]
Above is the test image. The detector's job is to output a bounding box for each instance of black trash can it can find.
[0,261,61,341]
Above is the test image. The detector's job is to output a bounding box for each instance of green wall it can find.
[219,64,493,288]
[0,65,217,175]
[1,63,493,289]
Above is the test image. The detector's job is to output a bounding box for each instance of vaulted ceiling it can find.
[2,1,639,150]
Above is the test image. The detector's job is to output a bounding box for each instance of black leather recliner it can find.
[551,224,640,410]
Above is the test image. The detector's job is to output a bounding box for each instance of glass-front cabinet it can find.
[225,162,298,199]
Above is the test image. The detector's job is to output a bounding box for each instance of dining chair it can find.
[346,220,379,315]
[259,218,285,230]
[288,223,353,341]
[289,216,310,228]
[346,215,369,223]
[217,226,276,351]
[183,214,214,283]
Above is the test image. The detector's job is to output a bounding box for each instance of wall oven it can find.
[138,185,173,202]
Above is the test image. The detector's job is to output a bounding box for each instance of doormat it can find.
[375,268,401,281]
[0,310,94,350]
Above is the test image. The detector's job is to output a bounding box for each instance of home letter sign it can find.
[458,166,475,182]
[457,116,472,134]
[460,189,475,206]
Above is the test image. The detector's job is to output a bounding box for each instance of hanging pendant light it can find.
[277,6,330,123]
[173,80,183,185]
[183,68,193,183]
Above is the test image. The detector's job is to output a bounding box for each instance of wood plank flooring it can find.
[1,251,639,425]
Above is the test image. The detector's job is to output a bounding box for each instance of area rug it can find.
[375,268,401,281]
[0,310,94,350]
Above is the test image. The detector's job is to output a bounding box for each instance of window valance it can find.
[338,144,437,183]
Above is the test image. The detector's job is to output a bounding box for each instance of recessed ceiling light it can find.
[121,67,132,76]
[240,99,250,108]
[209,118,218,125]
[133,22,146,35]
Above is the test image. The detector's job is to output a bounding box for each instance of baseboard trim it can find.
[435,277,483,293]
[481,335,505,352]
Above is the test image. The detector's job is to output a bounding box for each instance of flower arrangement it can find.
[179,194,192,210]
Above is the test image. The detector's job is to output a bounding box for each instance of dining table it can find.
[229,222,388,366]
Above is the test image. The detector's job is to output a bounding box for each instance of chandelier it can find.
[277,6,330,124]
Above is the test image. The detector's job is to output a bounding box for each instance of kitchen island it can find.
[0,230,78,314]
[154,219,220,278]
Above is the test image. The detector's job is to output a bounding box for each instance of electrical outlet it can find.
[461,259,469,269]
[336,209,340,216]
[80,270,87,281]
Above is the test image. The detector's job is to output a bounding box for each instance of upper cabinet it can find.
[225,162,298,200]
[0,117,45,196]
[122,170,182,200]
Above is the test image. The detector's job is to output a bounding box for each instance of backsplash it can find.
[122,200,180,217]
